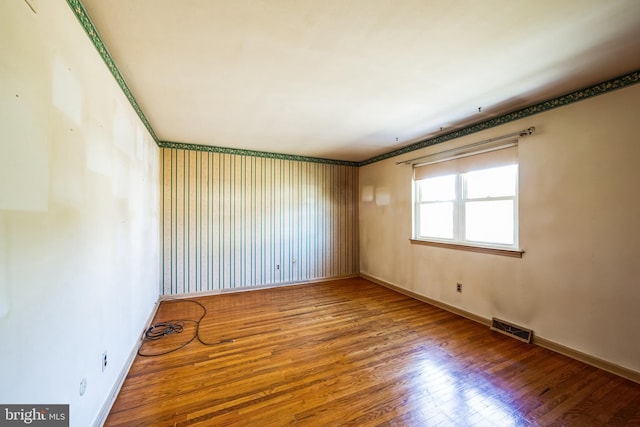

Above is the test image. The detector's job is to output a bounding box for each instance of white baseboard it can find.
[92,300,161,427]
[360,273,640,384]
[159,273,360,301]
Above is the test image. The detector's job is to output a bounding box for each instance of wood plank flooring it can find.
[106,278,640,426]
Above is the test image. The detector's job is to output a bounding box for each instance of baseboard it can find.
[360,273,640,385]
[159,274,360,301]
[92,300,161,427]
[532,336,640,384]
[360,273,490,327]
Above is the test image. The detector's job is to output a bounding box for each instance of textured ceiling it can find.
[79,0,640,162]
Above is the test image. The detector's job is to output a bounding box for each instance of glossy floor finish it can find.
[106,278,640,426]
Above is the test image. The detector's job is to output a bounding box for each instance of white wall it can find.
[0,2,159,426]
[360,84,640,375]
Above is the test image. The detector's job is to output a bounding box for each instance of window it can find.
[413,146,519,251]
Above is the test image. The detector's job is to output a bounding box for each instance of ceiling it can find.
[79,0,640,163]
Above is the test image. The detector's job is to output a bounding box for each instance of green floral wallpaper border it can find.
[360,70,640,166]
[66,0,159,144]
[157,141,359,166]
[67,0,639,168]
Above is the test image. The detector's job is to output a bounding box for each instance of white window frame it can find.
[413,164,520,252]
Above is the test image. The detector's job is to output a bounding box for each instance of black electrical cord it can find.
[137,299,235,357]
[144,321,185,339]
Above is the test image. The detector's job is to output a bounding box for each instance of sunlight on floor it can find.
[411,356,525,426]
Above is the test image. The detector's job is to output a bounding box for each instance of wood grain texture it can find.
[106,278,640,426]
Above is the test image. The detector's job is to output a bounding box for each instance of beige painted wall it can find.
[0,1,159,426]
[160,148,359,295]
[360,84,640,374]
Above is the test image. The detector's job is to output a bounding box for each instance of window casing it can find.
[413,147,519,250]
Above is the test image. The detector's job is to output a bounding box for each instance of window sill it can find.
[409,239,524,258]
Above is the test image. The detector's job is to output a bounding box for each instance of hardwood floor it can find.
[106,278,640,426]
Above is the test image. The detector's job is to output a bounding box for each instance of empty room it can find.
[2,1,640,426]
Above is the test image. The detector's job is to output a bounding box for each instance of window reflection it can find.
[407,357,524,425]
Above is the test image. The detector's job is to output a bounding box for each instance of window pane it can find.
[419,175,456,202]
[419,202,453,239]
[465,165,517,198]
[465,200,514,244]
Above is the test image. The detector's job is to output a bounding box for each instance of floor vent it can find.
[491,317,533,343]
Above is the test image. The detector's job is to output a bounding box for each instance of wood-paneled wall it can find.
[160,148,359,295]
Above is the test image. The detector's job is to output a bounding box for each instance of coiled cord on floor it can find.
[144,321,185,339]
[137,299,235,357]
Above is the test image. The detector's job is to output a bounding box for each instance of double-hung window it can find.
[413,144,519,251]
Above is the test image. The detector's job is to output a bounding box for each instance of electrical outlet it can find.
[456,282,463,293]
[102,351,108,372]
[276,264,280,270]
[79,378,87,396]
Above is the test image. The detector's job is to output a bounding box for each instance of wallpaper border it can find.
[67,1,638,167]
[359,70,640,166]
[66,0,159,143]
[158,141,360,166]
